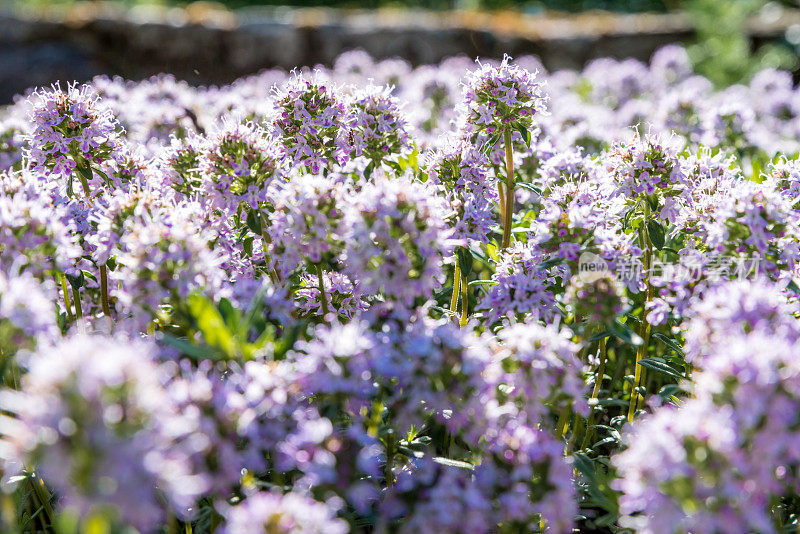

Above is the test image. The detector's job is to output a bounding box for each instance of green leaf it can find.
[76,164,94,188]
[159,333,220,361]
[538,257,566,270]
[242,236,254,257]
[652,332,684,355]
[217,298,239,331]
[456,247,473,276]
[589,330,611,342]
[658,384,684,400]
[514,123,531,147]
[363,161,375,179]
[431,306,458,318]
[482,132,502,154]
[516,182,542,195]
[65,270,84,290]
[187,293,235,357]
[607,320,643,346]
[246,209,262,236]
[638,358,684,380]
[787,280,800,296]
[572,451,596,480]
[646,220,666,250]
[432,457,474,470]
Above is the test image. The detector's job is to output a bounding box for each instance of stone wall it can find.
[1,2,798,102]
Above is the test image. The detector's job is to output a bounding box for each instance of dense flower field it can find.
[2,44,800,533]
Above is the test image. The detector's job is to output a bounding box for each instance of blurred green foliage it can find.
[686,0,798,87]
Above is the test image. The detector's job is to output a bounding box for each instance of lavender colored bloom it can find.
[346,83,411,167]
[296,270,370,321]
[0,184,80,278]
[0,334,202,531]
[606,132,684,198]
[0,270,58,351]
[271,73,349,173]
[341,175,455,311]
[220,490,347,534]
[199,119,282,212]
[166,358,335,499]
[427,139,498,245]
[113,202,228,330]
[615,280,800,534]
[479,243,560,325]
[264,173,349,277]
[24,83,123,193]
[461,54,547,137]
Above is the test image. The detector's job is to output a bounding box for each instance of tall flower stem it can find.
[497,182,506,231]
[582,337,607,450]
[72,285,83,320]
[99,264,112,317]
[459,270,469,327]
[501,128,515,249]
[58,273,74,322]
[628,200,653,422]
[315,263,330,321]
[450,262,461,314]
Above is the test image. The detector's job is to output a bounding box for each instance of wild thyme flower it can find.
[25,83,123,192]
[0,335,201,530]
[479,243,560,325]
[264,173,349,277]
[461,54,546,137]
[606,133,684,198]
[220,490,347,534]
[342,175,455,311]
[346,84,411,168]
[272,73,349,173]
[200,120,282,211]
[295,270,369,321]
[427,139,498,245]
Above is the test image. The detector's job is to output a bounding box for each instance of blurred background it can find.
[2,0,800,102]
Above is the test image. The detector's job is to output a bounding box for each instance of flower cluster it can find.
[427,139,498,244]
[462,54,547,136]
[25,83,122,191]
[346,84,411,167]
[3,45,800,534]
[272,74,349,173]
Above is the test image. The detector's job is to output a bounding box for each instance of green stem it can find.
[76,158,92,198]
[567,412,584,453]
[26,471,54,528]
[501,128,515,249]
[582,337,607,450]
[384,437,395,487]
[497,181,506,230]
[459,270,469,327]
[72,285,83,320]
[58,273,74,322]
[315,264,330,321]
[450,262,461,314]
[628,200,653,422]
[556,405,572,439]
[99,264,111,318]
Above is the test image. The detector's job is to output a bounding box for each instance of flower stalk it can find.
[628,199,653,422]
[502,128,515,250]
